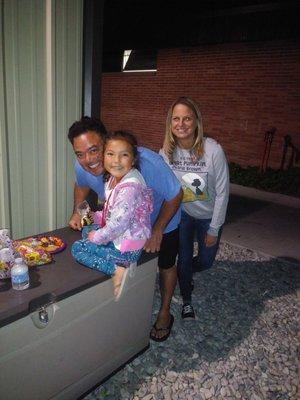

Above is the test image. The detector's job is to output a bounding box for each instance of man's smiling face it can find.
[73,131,104,176]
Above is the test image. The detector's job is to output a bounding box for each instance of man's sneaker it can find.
[181,303,195,320]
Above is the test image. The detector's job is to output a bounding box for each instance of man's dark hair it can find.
[68,116,108,144]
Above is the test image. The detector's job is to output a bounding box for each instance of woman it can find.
[160,97,229,319]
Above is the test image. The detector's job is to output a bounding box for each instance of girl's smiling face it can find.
[104,139,135,182]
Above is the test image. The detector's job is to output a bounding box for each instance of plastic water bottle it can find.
[11,258,30,290]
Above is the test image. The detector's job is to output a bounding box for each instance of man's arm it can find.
[144,189,183,253]
[69,183,90,230]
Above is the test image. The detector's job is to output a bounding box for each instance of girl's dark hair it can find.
[103,130,139,181]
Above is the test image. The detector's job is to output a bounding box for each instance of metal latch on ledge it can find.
[29,292,57,329]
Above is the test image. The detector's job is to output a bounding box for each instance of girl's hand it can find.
[205,233,217,247]
[88,231,96,242]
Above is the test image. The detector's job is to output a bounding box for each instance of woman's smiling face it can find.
[171,103,197,146]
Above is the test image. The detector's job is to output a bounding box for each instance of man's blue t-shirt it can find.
[75,147,181,233]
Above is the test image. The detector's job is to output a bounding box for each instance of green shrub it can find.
[229,163,300,198]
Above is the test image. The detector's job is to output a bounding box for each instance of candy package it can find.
[77,200,93,226]
[13,238,53,267]
[0,229,16,279]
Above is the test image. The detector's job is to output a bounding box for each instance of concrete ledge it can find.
[230,183,300,209]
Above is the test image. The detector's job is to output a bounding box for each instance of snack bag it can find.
[77,200,93,227]
[0,229,13,251]
[0,229,16,279]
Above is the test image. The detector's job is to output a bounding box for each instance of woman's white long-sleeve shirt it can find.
[159,137,229,236]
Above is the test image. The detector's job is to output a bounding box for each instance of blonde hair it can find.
[163,96,204,164]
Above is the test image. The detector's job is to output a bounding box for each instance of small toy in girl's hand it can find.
[76,200,93,227]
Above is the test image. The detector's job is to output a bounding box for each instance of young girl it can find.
[160,97,229,319]
[71,131,153,299]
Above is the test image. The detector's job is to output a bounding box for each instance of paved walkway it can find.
[223,185,300,265]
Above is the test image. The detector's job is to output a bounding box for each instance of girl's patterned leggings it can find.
[71,225,142,275]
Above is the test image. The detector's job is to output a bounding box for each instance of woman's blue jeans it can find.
[178,210,222,303]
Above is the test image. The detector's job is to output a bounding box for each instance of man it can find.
[68,117,182,342]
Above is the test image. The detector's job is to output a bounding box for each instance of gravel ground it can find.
[84,242,299,400]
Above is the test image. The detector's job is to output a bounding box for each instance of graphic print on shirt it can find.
[182,172,209,203]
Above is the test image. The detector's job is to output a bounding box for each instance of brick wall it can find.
[101,40,300,169]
